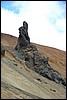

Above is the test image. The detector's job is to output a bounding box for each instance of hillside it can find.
[1,33,66,99]
[1,33,66,78]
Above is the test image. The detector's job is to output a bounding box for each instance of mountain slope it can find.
[1,33,66,99]
[1,33,66,78]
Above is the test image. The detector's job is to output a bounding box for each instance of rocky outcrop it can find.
[15,21,66,86]
[1,46,5,57]
[20,47,66,86]
[15,21,30,50]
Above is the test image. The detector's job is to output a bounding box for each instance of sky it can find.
[1,1,66,51]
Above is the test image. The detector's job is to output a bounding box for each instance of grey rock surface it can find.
[15,21,30,50]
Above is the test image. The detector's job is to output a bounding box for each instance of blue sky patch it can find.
[1,1,19,14]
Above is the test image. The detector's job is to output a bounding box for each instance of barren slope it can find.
[1,33,66,78]
[1,33,66,99]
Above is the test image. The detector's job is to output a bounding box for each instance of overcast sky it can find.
[1,1,66,51]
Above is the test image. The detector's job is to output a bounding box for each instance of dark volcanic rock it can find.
[15,21,66,86]
[15,21,30,50]
[60,78,66,86]
[1,46,5,57]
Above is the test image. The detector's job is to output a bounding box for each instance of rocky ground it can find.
[1,33,66,99]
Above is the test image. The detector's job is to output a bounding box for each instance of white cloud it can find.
[55,19,66,33]
[1,8,19,37]
[1,1,66,51]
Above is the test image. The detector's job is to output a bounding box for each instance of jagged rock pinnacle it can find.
[15,21,30,50]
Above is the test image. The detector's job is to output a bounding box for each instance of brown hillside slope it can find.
[1,47,66,99]
[1,33,66,78]
[1,33,66,99]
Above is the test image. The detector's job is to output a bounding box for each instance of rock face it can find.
[15,21,30,50]
[15,21,66,86]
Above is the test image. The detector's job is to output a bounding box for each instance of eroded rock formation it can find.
[15,21,30,50]
[15,21,66,86]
